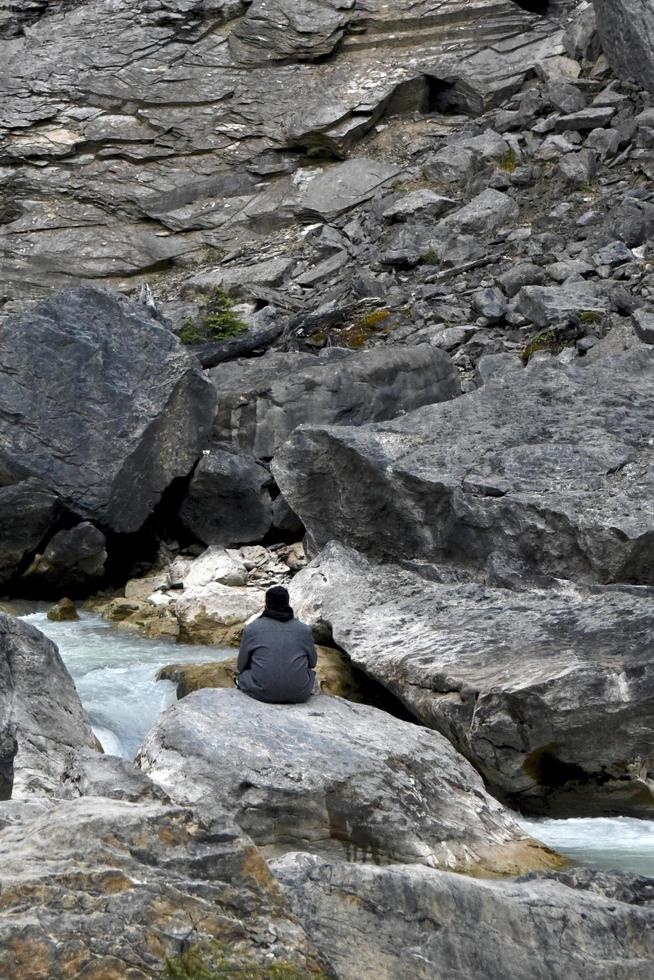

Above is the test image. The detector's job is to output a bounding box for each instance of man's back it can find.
[237,615,317,704]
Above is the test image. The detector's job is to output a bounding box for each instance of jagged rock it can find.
[564,2,601,63]
[0,287,215,533]
[609,195,654,247]
[516,281,608,325]
[497,261,546,297]
[273,853,654,980]
[175,583,265,645]
[290,542,654,816]
[178,444,273,547]
[554,106,615,132]
[557,147,597,185]
[181,546,248,589]
[0,614,97,798]
[473,286,507,322]
[382,190,457,222]
[633,308,654,344]
[594,0,654,93]
[211,345,460,458]
[21,522,107,595]
[47,598,79,623]
[276,348,654,586]
[139,688,561,874]
[0,479,60,588]
[439,189,520,236]
[0,795,324,979]
[423,129,511,183]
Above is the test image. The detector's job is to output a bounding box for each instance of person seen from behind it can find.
[236,585,317,704]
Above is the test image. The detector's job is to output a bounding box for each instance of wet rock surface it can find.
[139,688,561,875]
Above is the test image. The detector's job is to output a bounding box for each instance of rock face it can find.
[21,522,107,595]
[275,349,654,586]
[211,346,460,458]
[274,854,654,980]
[139,689,561,875]
[0,287,215,533]
[0,0,565,316]
[290,543,654,817]
[0,614,96,798]
[0,480,60,589]
[0,793,325,979]
[594,1,654,92]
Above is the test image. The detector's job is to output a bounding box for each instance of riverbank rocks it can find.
[290,543,654,817]
[273,854,654,980]
[139,689,561,875]
[0,614,96,798]
[210,346,460,458]
[594,1,654,93]
[0,287,215,533]
[0,795,325,979]
[176,584,265,646]
[275,348,654,585]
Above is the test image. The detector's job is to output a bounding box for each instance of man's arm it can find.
[237,627,252,673]
[306,629,318,670]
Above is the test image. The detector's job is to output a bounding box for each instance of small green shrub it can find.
[497,147,517,173]
[163,940,320,979]
[179,288,248,345]
[422,246,439,265]
[578,309,603,324]
[520,329,574,363]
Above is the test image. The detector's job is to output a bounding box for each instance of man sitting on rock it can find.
[236,585,317,704]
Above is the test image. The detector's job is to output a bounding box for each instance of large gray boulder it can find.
[274,853,654,980]
[0,479,60,588]
[139,688,561,875]
[290,543,654,817]
[0,794,324,979]
[20,521,107,595]
[594,1,654,92]
[0,287,215,533]
[178,443,273,546]
[275,348,654,586]
[211,345,460,458]
[0,614,97,798]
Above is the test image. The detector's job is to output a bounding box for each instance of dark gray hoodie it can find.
[237,614,317,704]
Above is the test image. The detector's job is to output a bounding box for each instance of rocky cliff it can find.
[1,0,654,977]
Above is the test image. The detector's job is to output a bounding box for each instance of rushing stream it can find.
[14,608,654,878]
[21,609,233,760]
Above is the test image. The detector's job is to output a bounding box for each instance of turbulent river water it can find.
[17,608,654,878]
[22,609,233,760]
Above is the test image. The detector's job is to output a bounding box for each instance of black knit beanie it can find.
[265,585,290,610]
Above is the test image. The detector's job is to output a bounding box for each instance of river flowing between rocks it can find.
[19,609,654,879]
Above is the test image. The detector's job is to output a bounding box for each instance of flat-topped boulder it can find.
[275,348,654,586]
[0,287,215,533]
[274,853,654,980]
[290,543,654,817]
[0,614,97,798]
[138,688,561,875]
[210,345,460,459]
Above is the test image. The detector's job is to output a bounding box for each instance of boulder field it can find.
[1,0,654,976]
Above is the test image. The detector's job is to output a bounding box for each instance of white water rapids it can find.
[22,608,233,760]
[16,608,654,878]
